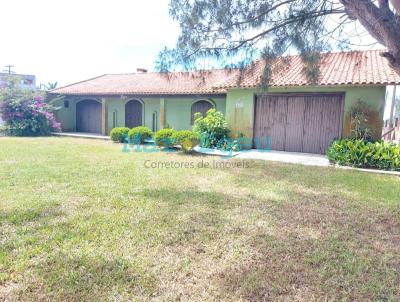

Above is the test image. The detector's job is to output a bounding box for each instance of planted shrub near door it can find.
[193,108,242,151]
[327,139,400,171]
[110,127,130,143]
[171,130,199,153]
[128,126,153,144]
[154,128,177,148]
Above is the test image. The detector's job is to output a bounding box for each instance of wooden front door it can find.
[191,100,213,124]
[125,100,143,128]
[254,93,343,154]
[76,100,102,134]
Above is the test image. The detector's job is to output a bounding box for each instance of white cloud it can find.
[0,0,180,85]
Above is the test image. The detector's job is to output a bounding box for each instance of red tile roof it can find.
[217,50,400,88]
[50,50,400,96]
[50,70,233,96]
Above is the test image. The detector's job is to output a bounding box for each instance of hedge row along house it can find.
[49,50,400,154]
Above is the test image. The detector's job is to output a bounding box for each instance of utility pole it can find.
[3,65,15,74]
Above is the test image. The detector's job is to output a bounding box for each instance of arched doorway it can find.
[125,99,143,128]
[76,100,102,134]
[191,100,214,124]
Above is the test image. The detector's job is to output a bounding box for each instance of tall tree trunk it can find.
[341,0,400,75]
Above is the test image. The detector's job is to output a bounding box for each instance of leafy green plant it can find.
[154,128,177,148]
[327,139,400,171]
[110,127,130,143]
[349,100,373,141]
[193,108,241,151]
[128,126,153,144]
[171,130,199,153]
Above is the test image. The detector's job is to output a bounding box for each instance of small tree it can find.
[0,79,61,136]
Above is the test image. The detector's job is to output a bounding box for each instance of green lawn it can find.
[0,137,399,301]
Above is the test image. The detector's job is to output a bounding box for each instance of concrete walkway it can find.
[52,132,110,140]
[235,150,330,167]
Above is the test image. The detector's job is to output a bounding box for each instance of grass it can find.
[0,137,399,301]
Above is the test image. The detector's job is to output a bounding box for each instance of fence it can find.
[382,118,400,143]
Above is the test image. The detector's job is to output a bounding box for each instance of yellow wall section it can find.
[226,86,387,144]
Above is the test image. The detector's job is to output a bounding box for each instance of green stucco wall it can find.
[54,95,226,134]
[165,96,226,130]
[225,86,387,142]
[54,86,385,142]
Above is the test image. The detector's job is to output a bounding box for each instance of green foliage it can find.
[171,130,199,153]
[154,128,177,148]
[193,108,241,151]
[327,139,400,171]
[156,0,345,84]
[216,134,244,152]
[0,81,60,136]
[349,100,373,140]
[128,126,153,144]
[110,127,130,143]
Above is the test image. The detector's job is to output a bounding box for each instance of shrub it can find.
[193,108,241,151]
[128,126,153,144]
[349,100,373,140]
[110,127,130,143]
[0,92,61,136]
[171,130,199,153]
[154,128,177,148]
[327,139,400,171]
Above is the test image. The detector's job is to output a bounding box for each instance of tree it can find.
[46,82,58,90]
[157,0,400,79]
[0,81,61,135]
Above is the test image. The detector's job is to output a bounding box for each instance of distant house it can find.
[49,50,400,154]
[0,73,36,90]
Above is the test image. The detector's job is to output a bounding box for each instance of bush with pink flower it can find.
[0,82,61,136]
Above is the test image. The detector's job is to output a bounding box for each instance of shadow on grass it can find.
[17,253,159,301]
[0,202,62,226]
[213,188,400,301]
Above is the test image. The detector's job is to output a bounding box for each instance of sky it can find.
[0,0,180,86]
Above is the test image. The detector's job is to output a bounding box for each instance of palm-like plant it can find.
[46,82,58,90]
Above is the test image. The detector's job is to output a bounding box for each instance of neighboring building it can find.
[49,50,400,154]
[0,73,36,89]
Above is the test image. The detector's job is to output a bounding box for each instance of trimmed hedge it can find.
[327,139,400,171]
[110,127,130,143]
[171,130,199,153]
[154,128,177,148]
[128,126,153,144]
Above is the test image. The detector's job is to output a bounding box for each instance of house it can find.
[49,50,400,154]
[0,73,36,89]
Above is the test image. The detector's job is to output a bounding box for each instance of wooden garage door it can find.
[125,100,143,128]
[76,100,102,134]
[254,93,343,154]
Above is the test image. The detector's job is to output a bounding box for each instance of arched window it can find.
[125,99,143,128]
[191,100,214,124]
